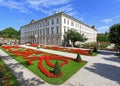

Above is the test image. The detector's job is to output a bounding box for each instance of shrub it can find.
[0,80,3,86]
[93,47,97,52]
[0,71,4,78]
[88,49,92,55]
[54,61,62,75]
[76,53,82,62]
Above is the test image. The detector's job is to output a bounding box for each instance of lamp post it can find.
[35,31,40,49]
[35,34,38,44]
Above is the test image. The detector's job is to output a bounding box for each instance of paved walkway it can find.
[1,45,120,86]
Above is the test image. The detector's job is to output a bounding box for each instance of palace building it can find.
[20,12,97,46]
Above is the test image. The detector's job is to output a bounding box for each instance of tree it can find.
[97,32,109,42]
[1,27,19,39]
[64,30,87,47]
[109,23,120,53]
[54,61,62,75]
[76,53,82,62]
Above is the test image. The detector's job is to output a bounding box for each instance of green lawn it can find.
[0,57,20,86]
[1,47,87,85]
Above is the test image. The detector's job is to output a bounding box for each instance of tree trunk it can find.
[72,41,75,47]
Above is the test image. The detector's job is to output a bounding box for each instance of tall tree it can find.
[1,27,19,39]
[97,32,109,42]
[109,23,120,52]
[64,30,87,47]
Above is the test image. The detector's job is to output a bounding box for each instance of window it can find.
[56,26,59,34]
[64,26,66,33]
[80,25,81,29]
[56,18,59,24]
[39,30,41,36]
[71,21,74,26]
[47,21,49,26]
[75,23,77,27]
[43,23,45,27]
[52,20,54,25]
[43,29,46,35]
[40,23,42,27]
[51,27,54,34]
[64,19,66,24]
[46,28,49,35]
[67,20,69,25]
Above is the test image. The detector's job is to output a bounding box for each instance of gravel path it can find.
[1,45,120,86]
[65,50,120,86]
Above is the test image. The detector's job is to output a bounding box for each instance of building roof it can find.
[20,12,97,31]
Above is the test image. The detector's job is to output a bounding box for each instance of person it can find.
[37,44,40,49]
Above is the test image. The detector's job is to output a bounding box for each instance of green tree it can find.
[76,53,82,62]
[97,32,109,42]
[109,23,120,53]
[64,30,87,47]
[54,61,62,75]
[1,27,19,39]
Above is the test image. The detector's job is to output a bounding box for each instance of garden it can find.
[1,45,87,85]
[29,44,98,56]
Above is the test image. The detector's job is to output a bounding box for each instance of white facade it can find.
[20,12,97,46]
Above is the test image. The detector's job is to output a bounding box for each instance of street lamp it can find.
[35,34,38,44]
[35,33,40,49]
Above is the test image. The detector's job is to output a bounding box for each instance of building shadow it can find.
[84,63,120,84]
[8,63,45,86]
[14,72,45,86]
[0,55,13,61]
[99,50,117,56]
[103,57,120,63]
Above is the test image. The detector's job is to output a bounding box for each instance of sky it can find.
[0,0,120,33]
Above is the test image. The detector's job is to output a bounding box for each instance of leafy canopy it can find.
[97,32,109,42]
[64,29,87,46]
[109,23,120,46]
[0,27,19,39]
[109,23,120,54]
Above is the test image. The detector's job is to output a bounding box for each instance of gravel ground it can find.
[0,45,120,86]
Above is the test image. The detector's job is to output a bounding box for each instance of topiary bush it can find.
[54,61,62,75]
[88,49,93,55]
[93,47,97,52]
[76,53,82,62]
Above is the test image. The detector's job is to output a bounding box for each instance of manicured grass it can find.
[15,57,87,84]
[0,57,20,86]
[1,47,87,85]
[92,52,99,56]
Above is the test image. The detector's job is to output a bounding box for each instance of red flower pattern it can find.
[2,45,77,78]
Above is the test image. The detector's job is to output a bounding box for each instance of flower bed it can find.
[2,45,75,78]
[1,45,87,84]
[29,44,90,55]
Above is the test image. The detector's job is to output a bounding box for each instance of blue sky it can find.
[0,0,120,33]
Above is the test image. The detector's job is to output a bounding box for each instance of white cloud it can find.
[97,26,109,33]
[26,0,70,8]
[27,1,78,16]
[101,18,112,24]
[0,0,76,15]
[0,0,29,13]
[0,0,83,20]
